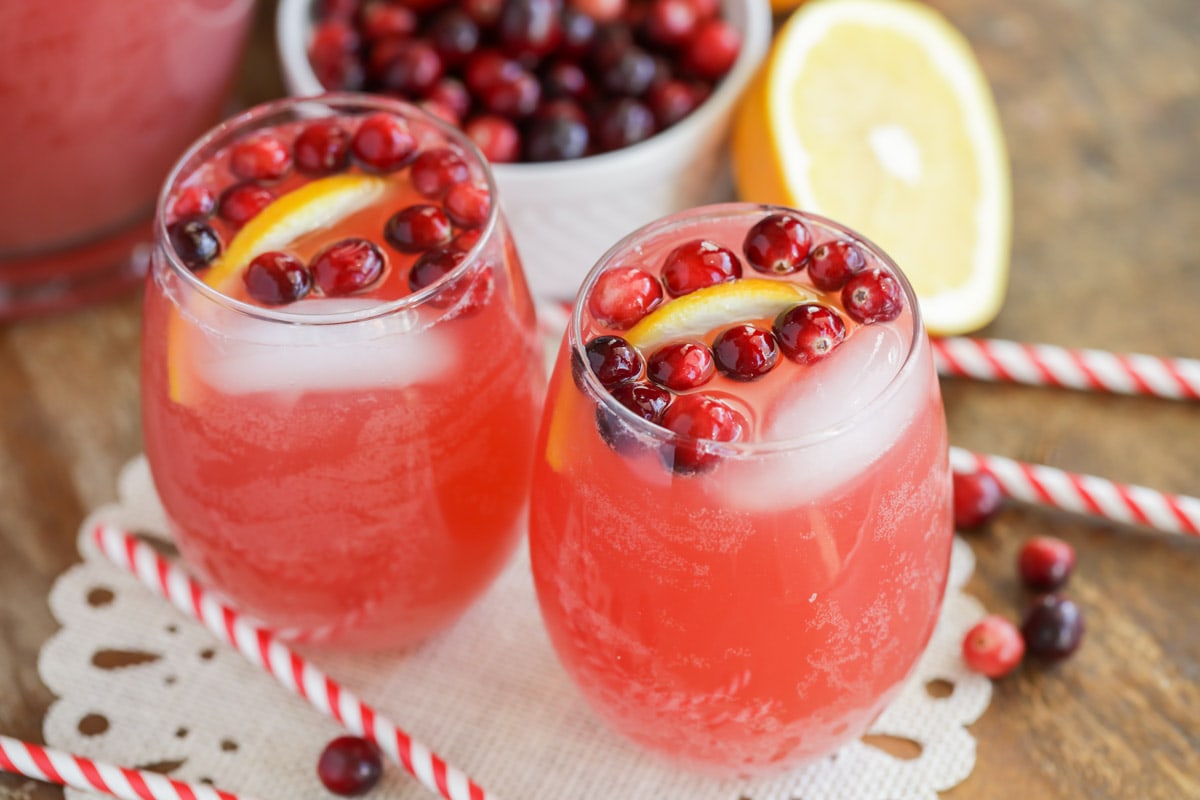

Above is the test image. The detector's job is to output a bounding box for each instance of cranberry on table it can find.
[842,267,904,324]
[807,239,867,291]
[411,148,471,199]
[465,115,522,163]
[294,119,351,175]
[409,247,468,291]
[743,213,812,274]
[218,183,275,226]
[384,205,454,253]
[444,182,491,228]
[351,113,417,172]
[167,219,221,272]
[311,238,386,296]
[585,335,643,387]
[962,614,1025,678]
[774,303,846,364]
[317,736,383,797]
[587,265,663,329]
[713,323,779,381]
[1018,536,1077,592]
[243,251,311,305]
[661,239,741,296]
[647,341,715,390]
[952,470,1005,529]
[1021,594,1085,661]
[524,115,590,161]
[661,393,747,475]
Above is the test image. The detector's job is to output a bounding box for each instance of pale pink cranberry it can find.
[384,205,453,253]
[713,323,779,381]
[684,19,740,79]
[807,240,867,291]
[317,737,382,797]
[842,268,903,324]
[647,341,714,390]
[409,247,466,291]
[172,184,215,219]
[661,239,741,296]
[661,394,747,474]
[1017,536,1076,592]
[644,0,698,47]
[569,0,626,23]
[953,470,1004,529]
[243,252,311,305]
[962,615,1025,678]
[465,115,522,163]
[587,266,663,329]
[311,238,386,296]
[743,213,811,274]
[1021,594,1085,661]
[294,120,351,175]
[585,335,643,387]
[218,183,274,226]
[358,2,417,40]
[351,113,417,172]
[444,182,491,228]
[774,303,846,365]
[411,148,471,199]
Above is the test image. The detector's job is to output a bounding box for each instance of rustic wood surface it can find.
[1,0,1197,798]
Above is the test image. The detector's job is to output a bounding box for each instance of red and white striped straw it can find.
[932,337,1200,401]
[950,447,1200,536]
[0,734,251,800]
[90,523,498,800]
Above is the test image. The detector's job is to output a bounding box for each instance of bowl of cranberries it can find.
[277,0,771,301]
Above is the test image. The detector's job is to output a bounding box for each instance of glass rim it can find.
[154,92,501,326]
[567,202,929,456]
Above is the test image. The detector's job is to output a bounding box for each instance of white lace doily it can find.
[40,456,992,800]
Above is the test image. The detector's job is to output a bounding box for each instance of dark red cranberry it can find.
[351,113,417,172]
[320,0,359,20]
[713,324,779,381]
[218,183,274,226]
[316,736,382,797]
[587,265,662,329]
[647,341,715,390]
[419,99,460,126]
[449,228,485,252]
[1021,594,1085,661]
[601,46,657,96]
[445,182,491,228]
[952,470,1005,529]
[535,97,589,125]
[559,7,597,57]
[411,148,471,199]
[541,60,593,100]
[572,0,626,23]
[585,335,643,387]
[385,205,454,253]
[594,99,656,151]
[294,120,351,175]
[524,115,590,161]
[661,394,747,474]
[243,251,311,305]
[647,80,701,128]
[172,185,215,219]
[465,115,522,163]
[962,615,1025,678]
[464,0,504,26]
[378,39,445,97]
[481,66,542,117]
[1018,536,1076,592]
[499,0,564,62]
[644,0,698,46]
[409,247,467,291]
[743,213,812,274]
[310,238,386,296]
[807,240,867,291]
[465,50,516,95]
[395,0,450,12]
[167,219,221,271]
[683,18,740,79]
[428,78,472,123]
[774,303,846,364]
[596,381,671,453]
[309,20,362,90]
[588,22,633,68]
[661,239,741,296]
[842,268,904,324]
[427,9,480,67]
[359,1,418,40]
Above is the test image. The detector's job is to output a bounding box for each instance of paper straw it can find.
[932,337,1200,400]
[0,734,251,800]
[90,523,497,800]
[950,447,1200,536]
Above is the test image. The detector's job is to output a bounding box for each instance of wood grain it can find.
[1,0,1197,798]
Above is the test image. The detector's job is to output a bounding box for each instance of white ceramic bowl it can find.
[277,0,771,302]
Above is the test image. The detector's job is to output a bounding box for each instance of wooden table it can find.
[2,0,1197,797]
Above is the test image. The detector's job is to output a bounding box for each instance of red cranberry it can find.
[167,219,221,271]
[294,120,351,175]
[713,324,779,381]
[311,238,386,296]
[243,251,311,305]
[320,0,359,20]
[428,78,472,122]
[661,239,741,296]
[419,99,460,126]
[411,148,471,199]
[774,303,846,364]
[395,0,451,12]
[449,264,495,317]
[464,0,504,26]
[385,205,454,253]
[444,182,491,228]
[588,22,633,68]
[647,80,701,128]
[661,394,746,474]
[587,266,662,329]
[743,213,812,274]
[601,46,657,96]
[570,0,625,23]
[1017,536,1076,592]
[596,381,672,452]
[465,50,516,94]
[378,39,444,97]
[218,183,275,226]
[316,736,382,797]
[535,97,589,125]
[684,19,740,79]
[807,240,867,291]
[524,115,590,161]
[449,228,485,252]
[429,9,481,67]
[409,247,467,291]
[647,341,715,390]
[681,0,718,19]
[309,20,363,90]
[465,115,522,163]
[359,2,418,40]
[1021,594,1085,661]
[559,7,598,57]
[585,335,643,387]
[172,185,215,219]
[483,67,542,117]
[842,268,903,324]
[499,0,564,62]
[953,470,1005,529]
[351,113,417,172]
[644,0,697,47]
[541,60,593,100]
[593,98,656,151]
[962,615,1025,678]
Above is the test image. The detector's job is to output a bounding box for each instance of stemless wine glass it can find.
[530,204,954,776]
[141,95,544,650]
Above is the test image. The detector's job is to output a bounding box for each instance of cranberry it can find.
[420,99,460,126]
[432,262,495,317]
[449,228,485,252]
[384,205,453,253]
[587,265,662,329]
[644,0,697,47]
[320,0,359,20]
[743,213,812,274]
[588,22,633,68]
[713,324,779,381]
[585,335,643,387]
[499,0,564,62]
[351,113,417,172]
[569,0,625,23]
[172,184,215,219]
[294,120,351,175]
[559,7,597,58]
[535,97,589,125]
[962,615,1025,678]
[218,183,274,226]
[465,50,517,95]
[661,394,746,474]
[952,470,1004,529]
[1021,594,1085,661]
[316,736,382,797]
[541,60,593,100]
[464,0,504,26]
[429,9,480,67]
[310,238,386,296]
[661,239,741,296]
[524,115,590,161]
[1017,536,1076,592]
[842,268,903,324]
[681,0,718,19]
[465,115,522,163]
[774,303,846,364]
[596,381,671,452]
[243,251,311,305]
[428,78,472,122]
[379,39,445,97]
[807,240,867,291]
[359,2,418,40]
[444,182,491,228]
[409,247,467,291]
[647,341,714,390]
[601,46,657,96]
[482,67,542,117]
[309,20,362,90]
[647,80,700,128]
[684,18,740,79]
[593,98,656,151]
[411,148,471,199]
[396,0,451,12]
[167,219,221,271]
